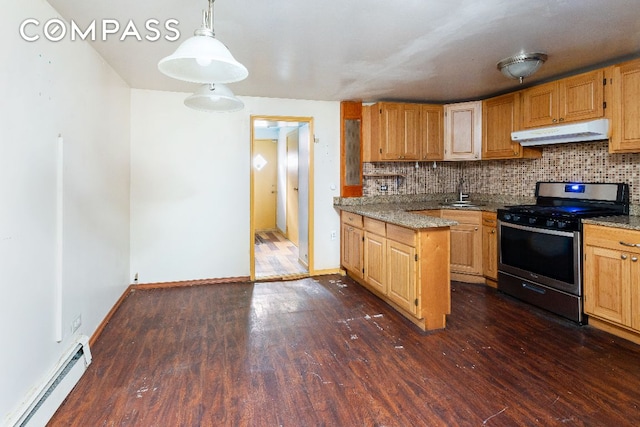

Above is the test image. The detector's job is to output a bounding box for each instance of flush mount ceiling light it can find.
[184,83,244,112]
[497,52,548,84]
[158,0,248,84]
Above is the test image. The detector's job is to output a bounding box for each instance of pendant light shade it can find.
[497,52,547,84]
[184,83,244,112]
[158,0,248,84]
[158,33,248,84]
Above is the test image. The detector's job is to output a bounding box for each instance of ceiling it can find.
[46,0,640,103]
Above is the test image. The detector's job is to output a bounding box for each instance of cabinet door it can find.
[441,210,482,276]
[386,239,417,315]
[380,103,403,160]
[402,104,422,160]
[421,105,444,160]
[444,101,482,160]
[364,232,387,294]
[449,223,482,275]
[482,92,523,159]
[559,70,604,123]
[609,59,640,153]
[522,81,557,128]
[482,219,498,281]
[584,245,630,326]
[341,223,364,279]
[631,255,640,330]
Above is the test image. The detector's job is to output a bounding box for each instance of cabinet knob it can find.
[559,118,564,122]
[633,257,638,262]
[621,254,628,260]
[475,227,479,231]
[491,229,496,234]
[552,119,557,123]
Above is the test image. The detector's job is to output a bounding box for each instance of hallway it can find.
[254,230,308,279]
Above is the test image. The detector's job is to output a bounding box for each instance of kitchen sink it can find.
[441,201,485,208]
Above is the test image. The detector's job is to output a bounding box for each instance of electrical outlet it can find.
[330,230,337,240]
[71,315,82,333]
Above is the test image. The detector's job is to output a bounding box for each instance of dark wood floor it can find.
[49,275,640,426]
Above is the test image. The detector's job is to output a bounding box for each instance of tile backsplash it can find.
[363,141,640,204]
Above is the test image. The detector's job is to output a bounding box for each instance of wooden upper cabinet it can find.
[402,103,422,160]
[362,102,443,162]
[421,104,444,160]
[482,92,541,160]
[444,101,482,160]
[608,59,640,153]
[522,69,604,128]
[380,103,404,160]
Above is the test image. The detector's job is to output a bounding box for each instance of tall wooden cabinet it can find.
[521,69,605,128]
[482,92,541,160]
[584,224,640,344]
[607,59,640,153]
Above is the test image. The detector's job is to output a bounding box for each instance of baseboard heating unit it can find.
[8,335,92,427]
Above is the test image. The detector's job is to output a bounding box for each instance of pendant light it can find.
[158,0,248,84]
[184,83,244,112]
[497,52,547,84]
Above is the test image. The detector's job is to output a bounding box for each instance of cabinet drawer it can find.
[441,209,482,225]
[342,212,363,228]
[387,224,416,246]
[584,224,640,253]
[482,212,497,227]
[364,217,386,236]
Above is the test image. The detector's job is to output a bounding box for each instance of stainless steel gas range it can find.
[497,182,629,323]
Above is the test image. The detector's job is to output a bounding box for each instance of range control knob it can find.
[546,220,555,227]
[557,221,566,229]
[528,217,537,225]
[513,215,521,222]
[503,214,512,221]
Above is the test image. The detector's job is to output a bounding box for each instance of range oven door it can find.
[498,221,581,295]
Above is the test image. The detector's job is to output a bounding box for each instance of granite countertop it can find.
[582,215,640,231]
[335,193,640,231]
[335,194,510,230]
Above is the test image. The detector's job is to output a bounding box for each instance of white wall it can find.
[130,90,341,283]
[0,0,131,422]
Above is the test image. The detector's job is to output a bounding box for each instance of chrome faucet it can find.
[458,177,469,202]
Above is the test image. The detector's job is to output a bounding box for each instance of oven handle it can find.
[498,221,576,238]
[522,282,546,295]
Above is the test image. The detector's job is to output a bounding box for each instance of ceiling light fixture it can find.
[497,52,548,84]
[158,0,248,84]
[184,83,244,112]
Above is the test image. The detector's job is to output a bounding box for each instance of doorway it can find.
[251,116,314,280]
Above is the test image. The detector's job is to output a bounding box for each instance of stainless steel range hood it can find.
[511,118,609,146]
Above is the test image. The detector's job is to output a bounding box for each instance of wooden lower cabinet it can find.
[342,213,451,331]
[340,212,364,280]
[364,229,387,295]
[440,210,483,282]
[482,212,498,286]
[583,224,640,343]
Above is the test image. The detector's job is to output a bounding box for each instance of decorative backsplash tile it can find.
[363,141,640,205]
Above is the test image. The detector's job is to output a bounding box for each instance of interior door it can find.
[253,139,277,230]
[286,129,299,246]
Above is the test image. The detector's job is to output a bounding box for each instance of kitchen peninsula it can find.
[335,194,506,331]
